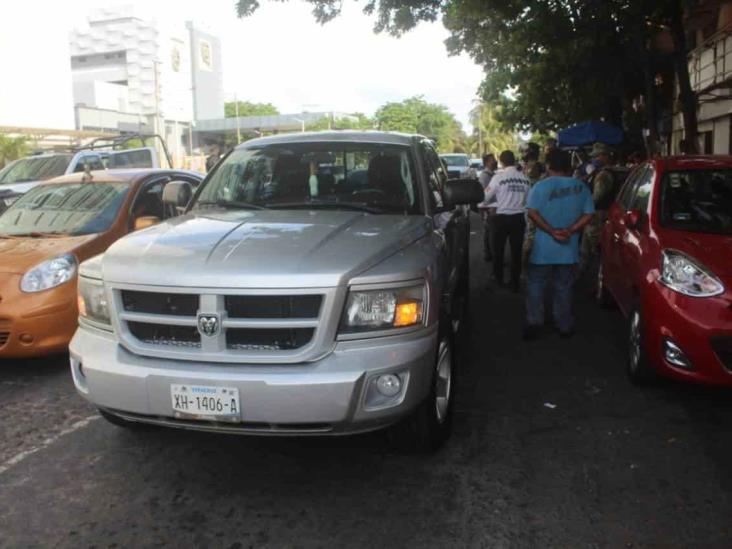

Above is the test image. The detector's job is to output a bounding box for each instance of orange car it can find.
[0,169,202,358]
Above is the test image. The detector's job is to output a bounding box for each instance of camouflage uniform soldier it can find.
[580,142,615,275]
[520,143,546,275]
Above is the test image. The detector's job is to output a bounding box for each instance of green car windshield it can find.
[0,182,130,237]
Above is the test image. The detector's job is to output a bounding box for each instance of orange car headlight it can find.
[20,254,77,293]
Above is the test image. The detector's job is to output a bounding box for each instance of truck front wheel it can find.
[387,328,454,452]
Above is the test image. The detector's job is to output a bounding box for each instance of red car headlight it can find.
[660,249,724,297]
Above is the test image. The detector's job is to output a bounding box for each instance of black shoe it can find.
[523,325,541,341]
[558,329,575,339]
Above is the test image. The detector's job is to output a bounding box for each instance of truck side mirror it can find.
[163,181,193,215]
[443,178,484,207]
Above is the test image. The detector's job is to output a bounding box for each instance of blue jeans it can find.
[526,264,575,332]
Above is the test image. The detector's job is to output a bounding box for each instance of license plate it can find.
[170,384,240,422]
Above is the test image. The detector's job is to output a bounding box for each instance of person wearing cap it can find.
[580,142,615,276]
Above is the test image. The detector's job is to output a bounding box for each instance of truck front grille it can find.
[226,328,315,351]
[128,322,201,348]
[121,291,198,316]
[224,295,322,319]
[115,288,329,362]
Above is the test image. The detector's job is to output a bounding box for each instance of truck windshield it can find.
[661,170,732,234]
[0,182,130,237]
[441,155,469,167]
[0,155,73,185]
[194,143,421,214]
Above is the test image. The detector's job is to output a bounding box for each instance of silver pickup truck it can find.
[70,131,483,451]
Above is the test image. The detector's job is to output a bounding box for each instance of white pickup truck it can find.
[0,146,162,213]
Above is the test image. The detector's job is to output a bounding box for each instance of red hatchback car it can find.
[598,155,732,386]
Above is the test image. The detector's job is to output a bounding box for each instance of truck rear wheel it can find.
[387,328,454,452]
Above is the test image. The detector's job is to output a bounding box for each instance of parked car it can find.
[598,155,732,386]
[0,168,202,359]
[0,134,171,214]
[469,158,483,173]
[69,131,484,450]
[440,153,477,180]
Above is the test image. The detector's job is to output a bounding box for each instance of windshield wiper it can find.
[265,201,387,214]
[5,231,68,238]
[196,200,268,210]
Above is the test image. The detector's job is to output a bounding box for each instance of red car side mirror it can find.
[624,209,642,229]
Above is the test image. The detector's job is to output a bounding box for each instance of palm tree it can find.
[0,134,30,168]
[469,102,518,157]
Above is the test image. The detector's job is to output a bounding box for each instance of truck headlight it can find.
[340,284,425,333]
[78,276,111,327]
[660,250,724,297]
[20,254,77,293]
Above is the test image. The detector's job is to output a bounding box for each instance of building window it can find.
[701,131,714,154]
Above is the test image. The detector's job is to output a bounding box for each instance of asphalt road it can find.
[2,222,732,548]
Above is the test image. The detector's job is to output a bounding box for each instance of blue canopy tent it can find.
[557,121,623,147]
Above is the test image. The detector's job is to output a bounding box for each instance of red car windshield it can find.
[660,170,732,235]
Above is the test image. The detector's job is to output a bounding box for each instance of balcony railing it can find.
[688,23,732,94]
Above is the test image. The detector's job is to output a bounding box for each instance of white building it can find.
[69,6,224,163]
[671,1,732,154]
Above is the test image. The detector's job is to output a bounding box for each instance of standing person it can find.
[485,150,531,292]
[543,138,558,158]
[580,142,615,276]
[478,153,498,261]
[524,149,595,340]
[520,142,545,182]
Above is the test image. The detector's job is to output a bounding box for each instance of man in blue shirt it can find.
[524,148,595,340]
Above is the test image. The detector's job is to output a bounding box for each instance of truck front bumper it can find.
[69,326,438,435]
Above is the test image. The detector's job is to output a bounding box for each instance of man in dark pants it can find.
[484,150,531,292]
[524,148,595,340]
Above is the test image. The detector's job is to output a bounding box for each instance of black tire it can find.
[596,258,615,309]
[627,307,657,385]
[387,326,455,453]
[99,409,150,430]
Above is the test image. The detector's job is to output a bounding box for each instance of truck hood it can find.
[660,229,732,277]
[103,210,432,288]
[0,234,97,274]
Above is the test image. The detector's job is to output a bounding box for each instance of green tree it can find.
[307,112,376,131]
[236,0,699,150]
[374,96,466,152]
[0,134,29,168]
[469,102,518,157]
[224,101,280,117]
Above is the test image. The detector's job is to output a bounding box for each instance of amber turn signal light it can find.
[394,301,422,327]
[77,294,87,317]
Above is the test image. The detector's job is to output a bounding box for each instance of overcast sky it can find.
[28,0,483,130]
